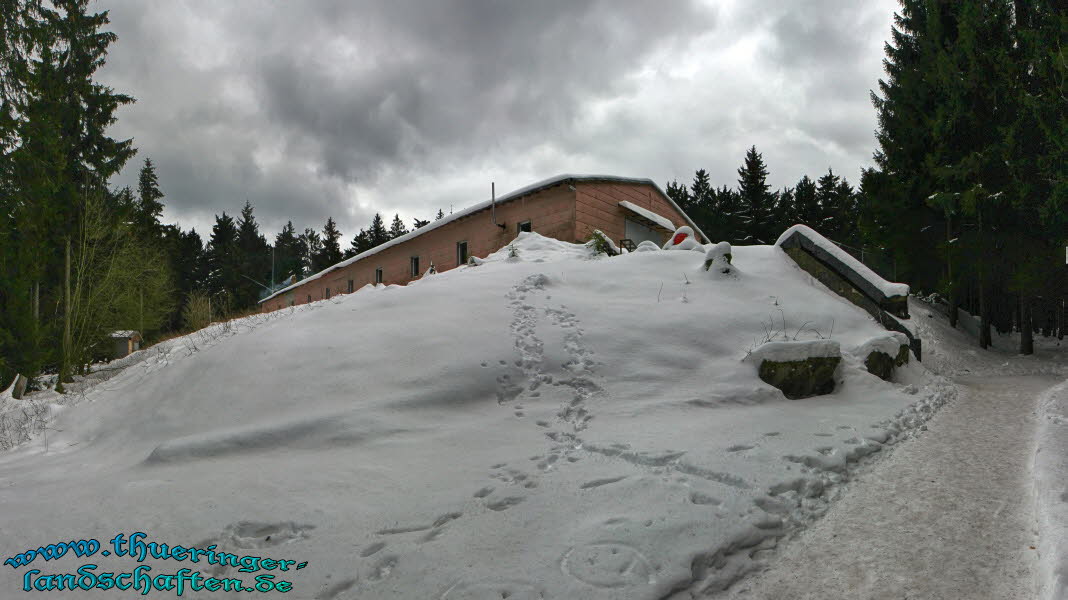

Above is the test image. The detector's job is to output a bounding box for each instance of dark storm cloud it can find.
[95,0,897,241]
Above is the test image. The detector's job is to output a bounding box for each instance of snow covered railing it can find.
[776,225,920,360]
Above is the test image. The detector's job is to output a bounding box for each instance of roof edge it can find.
[260,174,706,304]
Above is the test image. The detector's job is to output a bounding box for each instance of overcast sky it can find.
[97,0,900,242]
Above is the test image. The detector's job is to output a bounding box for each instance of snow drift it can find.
[0,233,953,599]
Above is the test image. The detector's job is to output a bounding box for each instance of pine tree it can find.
[173,227,205,294]
[273,221,302,282]
[318,217,343,271]
[233,202,270,308]
[865,0,955,290]
[736,146,775,244]
[368,213,389,247]
[136,158,164,239]
[345,228,371,258]
[715,185,741,244]
[815,168,843,236]
[388,213,408,239]
[775,187,795,235]
[435,209,445,220]
[5,0,138,385]
[793,175,819,227]
[298,228,323,276]
[665,179,692,214]
[413,218,430,229]
[206,213,240,308]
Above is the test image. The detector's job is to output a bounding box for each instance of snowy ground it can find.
[717,298,1068,600]
[0,233,997,599]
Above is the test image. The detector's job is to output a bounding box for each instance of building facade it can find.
[259,175,705,311]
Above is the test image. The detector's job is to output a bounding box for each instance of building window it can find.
[410,256,420,277]
[325,287,331,299]
[517,220,532,233]
[307,294,311,303]
[375,268,383,284]
[457,241,468,265]
[348,280,354,293]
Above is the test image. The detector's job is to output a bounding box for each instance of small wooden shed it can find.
[109,330,142,359]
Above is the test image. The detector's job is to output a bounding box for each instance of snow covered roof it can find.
[618,200,675,231]
[776,225,910,300]
[260,174,706,304]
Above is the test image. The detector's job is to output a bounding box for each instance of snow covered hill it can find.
[0,233,955,599]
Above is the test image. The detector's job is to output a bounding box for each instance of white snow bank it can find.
[0,233,951,600]
[776,224,909,299]
[1034,380,1068,600]
[852,332,909,359]
[747,340,841,363]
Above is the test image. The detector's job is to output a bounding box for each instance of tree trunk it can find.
[1058,299,1064,340]
[949,284,959,328]
[1020,295,1034,355]
[979,271,991,349]
[58,238,71,393]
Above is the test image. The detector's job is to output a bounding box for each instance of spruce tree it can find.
[9,0,137,385]
[413,218,430,229]
[435,209,445,220]
[368,213,389,247]
[388,213,408,239]
[234,202,270,308]
[865,0,954,290]
[736,146,775,244]
[136,157,164,239]
[793,175,819,227]
[206,213,240,308]
[775,187,795,235]
[345,228,371,258]
[318,217,343,270]
[666,179,692,214]
[273,221,302,282]
[815,168,843,236]
[298,228,323,276]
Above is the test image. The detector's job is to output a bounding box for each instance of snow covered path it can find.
[717,374,1058,600]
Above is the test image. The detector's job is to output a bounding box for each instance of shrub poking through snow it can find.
[703,241,735,278]
[467,256,485,266]
[746,340,842,399]
[507,244,519,260]
[586,230,619,256]
[634,240,660,252]
[663,226,704,251]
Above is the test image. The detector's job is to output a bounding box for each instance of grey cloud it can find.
[96,0,896,242]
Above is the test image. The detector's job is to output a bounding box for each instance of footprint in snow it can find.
[485,496,525,511]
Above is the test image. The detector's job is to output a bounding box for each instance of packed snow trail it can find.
[715,374,1057,600]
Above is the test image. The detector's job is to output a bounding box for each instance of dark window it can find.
[457,241,468,265]
[410,256,420,277]
[347,280,354,293]
[307,294,311,303]
[375,268,383,284]
[325,287,330,299]
[517,220,532,233]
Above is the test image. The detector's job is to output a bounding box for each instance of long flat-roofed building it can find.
[259,174,706,311]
